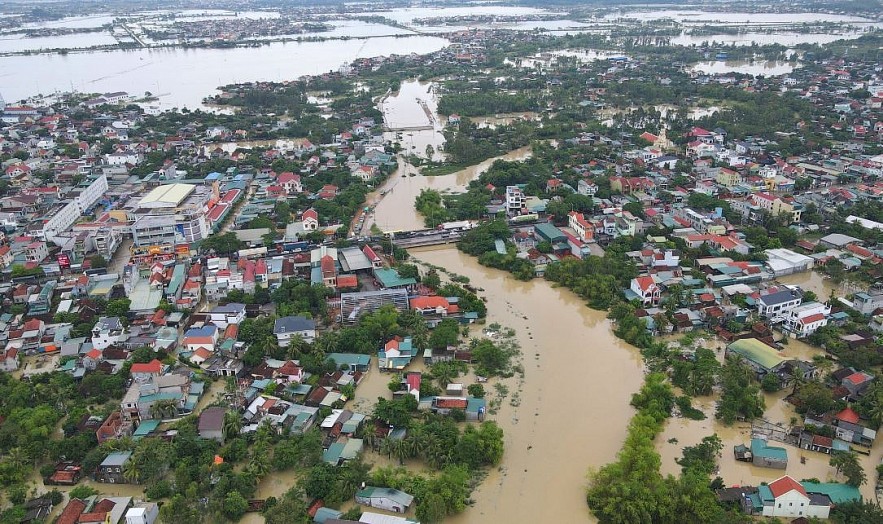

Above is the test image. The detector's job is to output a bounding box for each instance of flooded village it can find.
[2,0,883,523]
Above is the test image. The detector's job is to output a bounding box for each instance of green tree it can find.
[829,451,866,487]
[223,491,249,520]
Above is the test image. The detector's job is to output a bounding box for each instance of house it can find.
[182,325,219,353]
[302,208,319,231]
[756,287,802,320]
[725,338,789,378]
[96,451,132,483]
[130,359,163,382]
[842,371,874,398]
[783,302,831,338]
[751,475,859,519]
[630,276,660,306]
[208,303,246,328]
[410,296,458,317]
[274,315,317,345]
[736,438,788,469]
[0,347,19,372]
[355,487,414,513]
[92,317,123,350]
[198,406,227,442]
[125,503,159,524]
[378,337,417,371]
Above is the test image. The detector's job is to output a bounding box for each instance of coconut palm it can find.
[123,460,141,484]
[360,425,379,451]
[391,438,409,465]
[222,411,242,441]
[247,445,271,480]
[378,437,393,459]
[149,399,179,420]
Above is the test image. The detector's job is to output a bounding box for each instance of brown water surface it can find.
[410,246,644,523]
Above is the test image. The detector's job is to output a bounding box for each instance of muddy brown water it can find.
[364,146,533,233]
[411,246,645,523]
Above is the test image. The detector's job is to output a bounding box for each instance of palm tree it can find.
[149,399,179,420]
[391,438,409,465]
[222,411,242,441]
[247,445,271,480]
[360,425,379,451]
[378,437,393,459]
[123,460,141,484]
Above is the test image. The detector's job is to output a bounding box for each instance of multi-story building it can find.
[41,174,108,242]
[784,302,831,338]
[757,287,803,321]
[129,183,214,246]
[506,186,525,215]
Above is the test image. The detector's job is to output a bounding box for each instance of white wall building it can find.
[784,302,831,338]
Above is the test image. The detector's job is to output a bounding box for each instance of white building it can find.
[757,287,803,321]
[92,317,124,350]
[125,503,159,524]
[274,316,317,345]
[784,302,831,338]
[42,174,109,243]
[208,303,246,329]
[760,476,832,519]
[130,183,213,245]
[506,186,525,215]
[765,248,814,277]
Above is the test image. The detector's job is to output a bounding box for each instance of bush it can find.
[467,384,485,398]
[146,480,174,500]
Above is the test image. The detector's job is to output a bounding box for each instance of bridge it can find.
[382,124,435,132]
[390,230,463,248]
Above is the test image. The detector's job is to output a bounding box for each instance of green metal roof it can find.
[534,222,566,242]
[802,482,862,504]
[728,338,787,372]
[374,268,417,289]
[751,438,787,461]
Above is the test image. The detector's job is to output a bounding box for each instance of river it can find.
[410,246,645,523]
[362,146,533,233]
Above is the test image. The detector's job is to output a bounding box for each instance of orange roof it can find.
[411,296,451,310]
[769,476,806,498]
[835,407,860,424]
[193,347,212,359]
[214,455,224,465]
[436,398,468,409]
[131,359,162,374]
[800,313,826,324]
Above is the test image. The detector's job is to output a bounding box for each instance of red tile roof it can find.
[835,407,860,424]
[800,313,826,324]
[768,476,806,498]
[130,359,162,374]
[435,398,468,409]
[57,499,87,524]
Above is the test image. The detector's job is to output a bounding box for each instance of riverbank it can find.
[410,246,644,523]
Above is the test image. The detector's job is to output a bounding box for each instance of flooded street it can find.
[380,79,446,161]
[410,246,644,523]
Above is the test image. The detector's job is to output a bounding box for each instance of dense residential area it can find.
[2,1,883,523]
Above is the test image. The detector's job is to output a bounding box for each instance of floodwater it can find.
[470,111,538,129]
[671,31,875,47]
[379,79,446,161]
[778,270,840,300]
[365,146,533,232]
[410,246,645,523]
[603,11,878,24]
[0,36,449,109]
[692,60,796,77]
[0,31,119,54]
